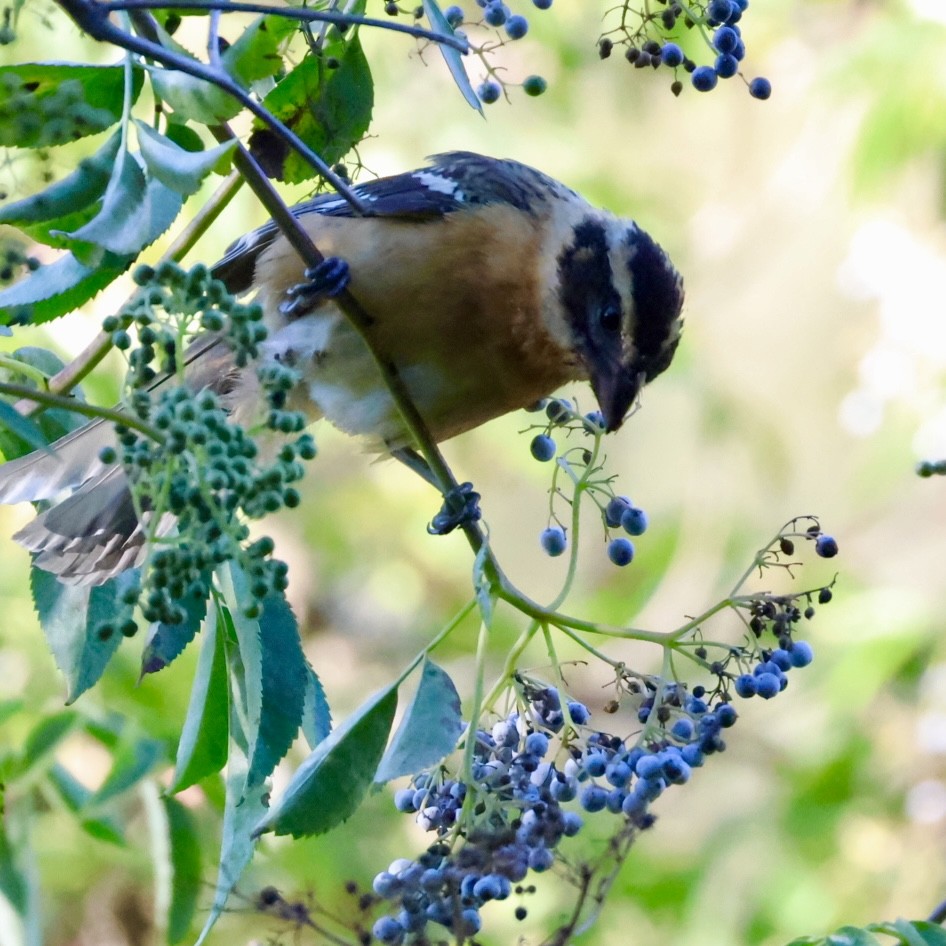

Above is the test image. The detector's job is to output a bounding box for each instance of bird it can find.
[0,151,685,585]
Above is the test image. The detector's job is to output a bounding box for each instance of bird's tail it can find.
[0,419,149,585]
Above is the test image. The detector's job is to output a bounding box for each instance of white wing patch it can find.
[413,171,465,202]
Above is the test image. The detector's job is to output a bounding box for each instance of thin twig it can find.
[14,170,244,415]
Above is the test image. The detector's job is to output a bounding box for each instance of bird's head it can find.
[557,216,684,432]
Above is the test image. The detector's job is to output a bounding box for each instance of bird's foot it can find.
[428,482,482,535]
[279,257,351,317]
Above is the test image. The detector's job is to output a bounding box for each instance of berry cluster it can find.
[382,1,553,105]
[526,398,650,570]
[372,601,824,945]
[97,262,316,634]
[601,0,771,98]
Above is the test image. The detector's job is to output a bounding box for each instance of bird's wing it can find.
[211,153,575,293]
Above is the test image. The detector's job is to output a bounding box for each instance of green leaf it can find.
[15,710,78,779]
[0,822,27,915]
[64,156,184,261]
[163,122,205,154]
[0,64,143,148]
[0,250,130,327]
[0,400,52,455]
[221,15,298,86]
[0,131,120,227]
[253,35,373,183]
[163,796,202,944]
[148,26,242,124]
[422,0,479,114]
[825,927,884,946]
[87,733,165,807]
[871,921,946,946]
[169,605,229,793]
[301,663,331,750]
[253,684,397,839]
[31,568,135,703]
[374,660,462,784]
[0,347,88,461]
[46,763,125,845]
[194,744,266,943]
[141,583,209,675]
[905,923,946,946]
[135,121,236,196]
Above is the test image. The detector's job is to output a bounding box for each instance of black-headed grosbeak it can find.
[0,152,685,583]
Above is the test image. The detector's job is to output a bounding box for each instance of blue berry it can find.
[660,42,684,67]
[505,14,528,38]
[584,410,605,431]
[790,640,814,667]
[540,526,567,557]
[605,495,631,527]
[692,66,718,92]
[755,672,781,700]
[477,80,501,104]
[681,744,704,767]
[708,0,734,21]
[550,777,577,801]
[671,718,695,741]
[473,875,503,901]
[522,74,548,96]
[393,788,417,812]
[567,700,590,724]
[484,1,507,26]
[608,537,635,567]
[605,760,632,788]
[714,53,739,78]
[525,731,549,757]
[716,703,738,727]
[372,916,405,944]
[583,752,608,777]
[770,648,793,672]
[815,534,839,558]
[749,77,772,99]
[562,811,583,836]
[444,4,464,26]
[731,38,746,60]
[530,434,556,461]
[635,754,663,780]
[580,785,609,812]
[373,871,400,897]
[459,908,482,935]
[662,754,691,784]
[713,26,738,53]
[532,0,552,7]
[528,846,555,871]
[620,506,648,536]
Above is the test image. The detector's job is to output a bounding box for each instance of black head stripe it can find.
[624,227,684,380]
[558,219,622,337]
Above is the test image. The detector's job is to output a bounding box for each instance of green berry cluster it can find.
[101,262,316,630]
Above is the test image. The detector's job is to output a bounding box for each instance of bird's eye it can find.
[598,305,622,333]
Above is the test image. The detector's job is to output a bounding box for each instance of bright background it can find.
[1,1,946,944]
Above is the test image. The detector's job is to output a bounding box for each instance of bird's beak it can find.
[592,367,644,433]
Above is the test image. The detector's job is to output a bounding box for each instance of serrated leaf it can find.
[374,660,462,784]
[163,796,202,944]
[825,927,884,946]
[253,35,373,183]
[87,734,165,807]
[422,0,479,114]
[301,663,331,750]
[0,400,52,455]
[31,568,135,703]
[46,763,125,845]
[135,121,236,196]
[0,250,130,327]
[253,684,397,839]
[221,15,297,87]
[194,746,266,944]
[905,923,946,946]
[147,27,242,124]
[141,583,208,675]
[169,605,229,793]
[0,64,143,148]
[64,155,183,261]
[0,131,120,227]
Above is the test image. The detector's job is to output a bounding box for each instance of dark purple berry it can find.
[815,534,839,558]
[692,66,718,91]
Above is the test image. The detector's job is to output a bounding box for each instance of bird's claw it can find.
[427,482,482,535]
[279,257,351,317]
